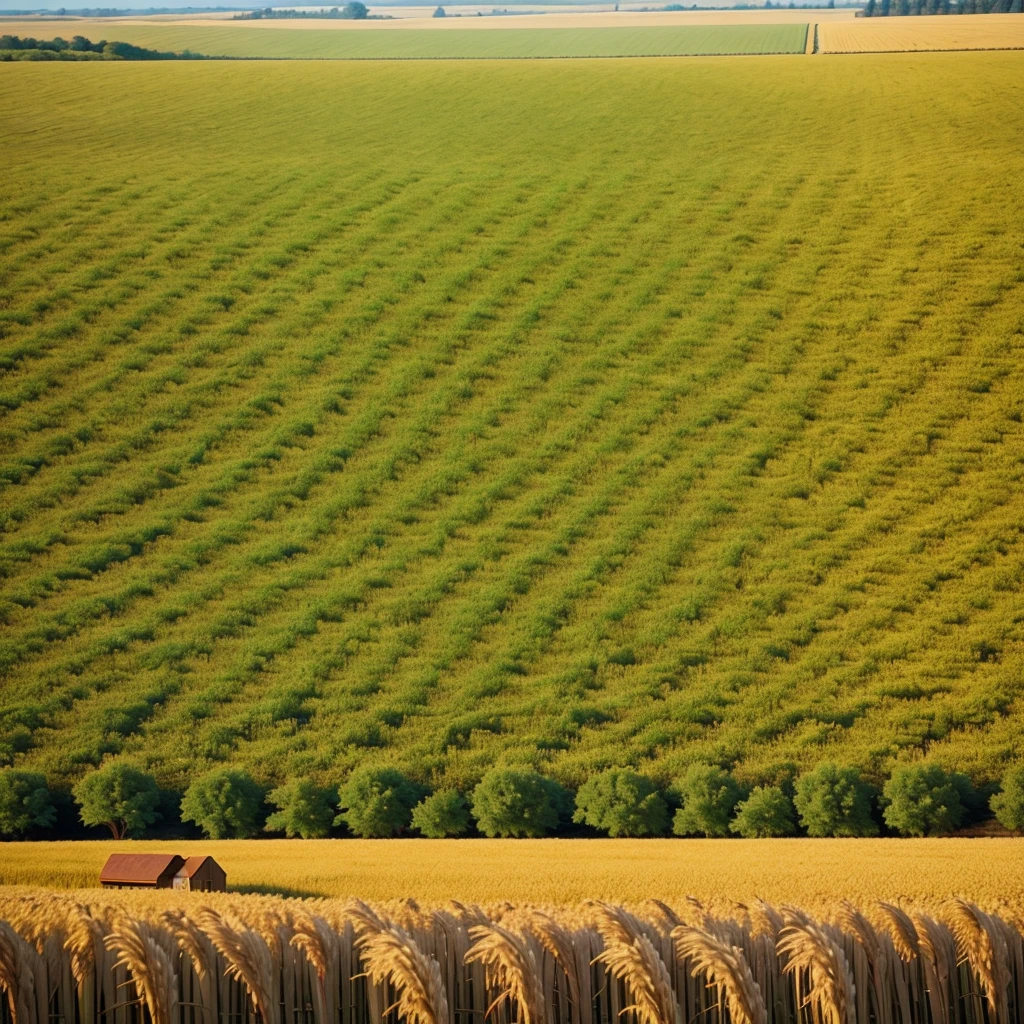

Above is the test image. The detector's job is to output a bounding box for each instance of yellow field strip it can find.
[2,838,1022,912]
[820,13,1024,52]
[1,8,853,31]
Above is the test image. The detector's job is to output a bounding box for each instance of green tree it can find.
[411,789,471,837]
[0,769,56,836]
[471,769,563,838]
[882,764,969,837]
[180,769,263,839]
[793,764,878,837]
[343,1,369,16]
[990,765,1024,832]
[573,768,668,837]
[73,763,160,839]
[672,764,741,837]
[730,786,795,838]
[265,778,335,838]
[335,766,422,838]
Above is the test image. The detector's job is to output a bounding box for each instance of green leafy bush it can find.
[265,778,335,838]
[990,765,1024,831]
[335,766,422,838]
[411,789,471,837]
[882,764,970,837]
[793,764,878,837]
[730,785,795,838]
[573,768,668,837]
[672,764,741,837]
[180,768,263,839]
[0,769,56,836]
[471,769,564,838]
[73,763,160,839]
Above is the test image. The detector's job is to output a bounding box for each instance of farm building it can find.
[99,853,226,891]
[172,855,227,892]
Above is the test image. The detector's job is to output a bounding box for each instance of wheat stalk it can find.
[673,924,767,1024]
[104,916,178,1024]
[197,905,279,1024]
[467,920,546,1024]
[945,898,1012,1022]
[778,911,855,1024]
[877,903,919,962]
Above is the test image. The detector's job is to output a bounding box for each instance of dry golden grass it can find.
[2,839,1023,915]
[819,13,1024,53]
[1,889,1022,1024]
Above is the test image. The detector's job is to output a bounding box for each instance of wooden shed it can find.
[172,855,227,893]
[100,853,184,889]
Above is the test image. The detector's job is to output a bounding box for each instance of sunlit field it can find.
[1,54,1023,804]
[819,13,1024,53]
[0,21,809,58]
[1,838,1022,910]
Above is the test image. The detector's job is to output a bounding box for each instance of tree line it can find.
[2,760,1023,842]
[862,0,1021,15]
[0,34,206,59]
[233,4,374,19]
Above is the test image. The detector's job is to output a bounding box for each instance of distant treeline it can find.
[3,760,1023,841]
[863,0,1020,12]
[234,3,390,18]
[0,33,206,58]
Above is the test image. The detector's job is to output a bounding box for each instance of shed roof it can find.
[176,855,222,878]
[100,853,184,884]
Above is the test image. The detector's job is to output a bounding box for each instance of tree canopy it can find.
[73,763,160,839]
[180,768,264,839]
[0,769,56,836]
[265,778,335,839]
[573,768,668,837]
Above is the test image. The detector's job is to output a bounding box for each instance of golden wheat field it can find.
[1,839,1023,912]
[2,886,1023,1024]
[819,14,1024,53]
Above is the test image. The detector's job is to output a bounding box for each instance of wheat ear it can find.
[673,925,767,1024]
[466,920,545,1024]
[104,916,178,1024]
[778,913,855,1024]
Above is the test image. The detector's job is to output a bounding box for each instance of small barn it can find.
[99,853,227,891]
[172,855,227,893]
[100,853,184,889]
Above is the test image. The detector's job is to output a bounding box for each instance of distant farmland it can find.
[0,22,809,58]
[0,54,1023,802]
[819,13,1024,53]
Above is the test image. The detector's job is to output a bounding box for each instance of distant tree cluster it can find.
[3,759,1024,841]
[862,0,1020,14]
[0,34,204,59]
[234,3,372,19]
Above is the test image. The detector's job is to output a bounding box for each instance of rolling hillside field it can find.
[0,22,809,59]
[1,54,1023,808]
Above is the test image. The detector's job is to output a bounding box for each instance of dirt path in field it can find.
[805,22,816,53]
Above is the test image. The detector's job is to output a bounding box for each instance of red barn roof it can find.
[100,853,184,885]
[177,855,216,878]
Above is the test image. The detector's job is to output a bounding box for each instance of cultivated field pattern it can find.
[2,889,1023,1024]
[0,22,809,58]
[1,55,1023,800]
[819,14,1024,53]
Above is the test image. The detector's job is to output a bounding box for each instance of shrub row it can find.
[3,761,1024,841]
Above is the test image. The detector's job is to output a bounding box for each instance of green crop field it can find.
[0,22,809,59]
[1,54,1023,812]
